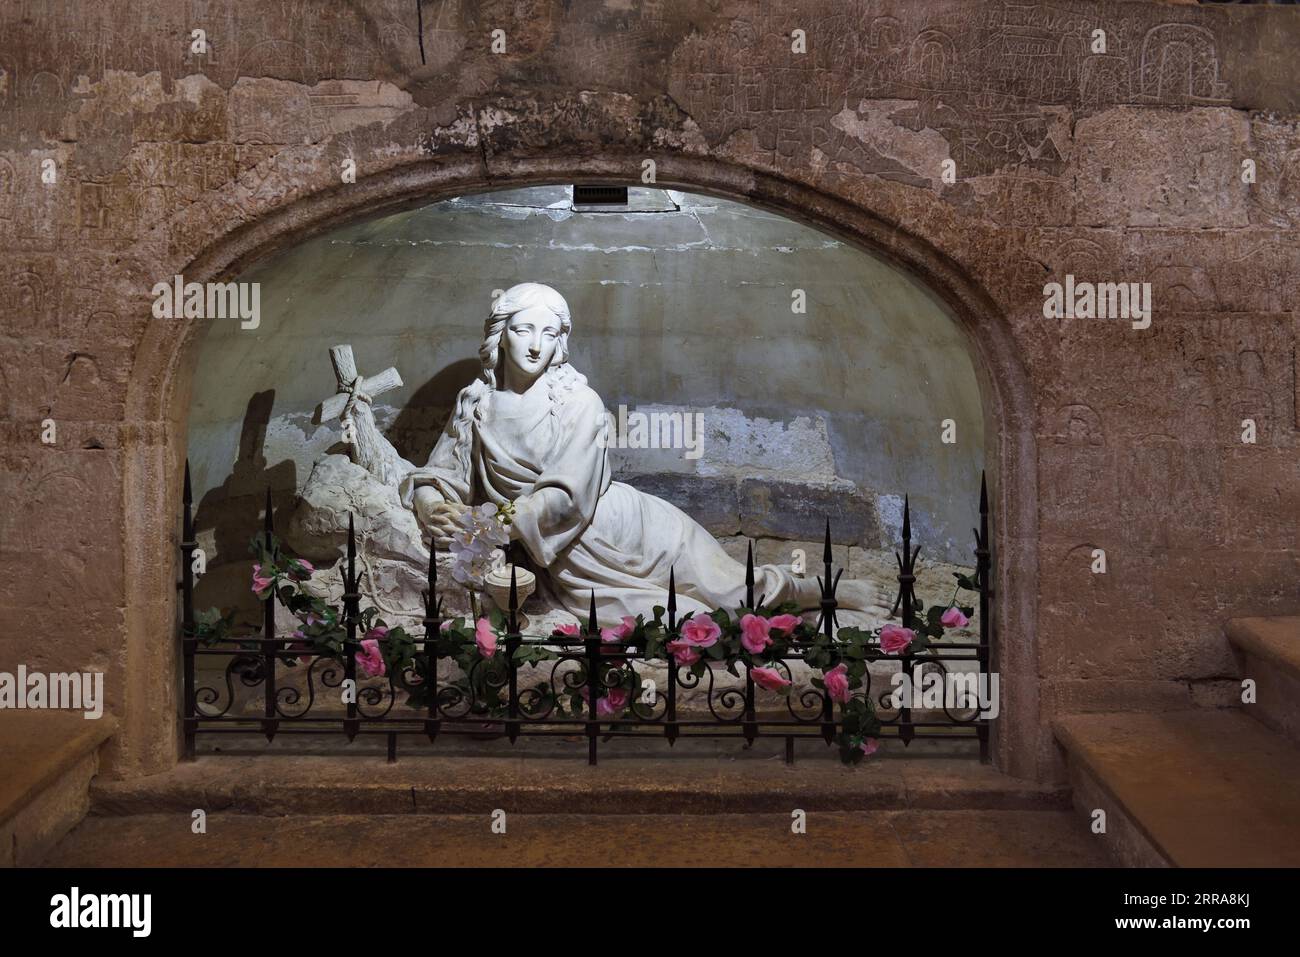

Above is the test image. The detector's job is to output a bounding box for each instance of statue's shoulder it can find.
[562,382,607,416]
[545,366,602,412]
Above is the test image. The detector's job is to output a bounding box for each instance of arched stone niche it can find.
[186,185,984,568]
[122,155,1038,782]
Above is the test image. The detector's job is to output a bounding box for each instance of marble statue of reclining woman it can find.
[340,282,890,625]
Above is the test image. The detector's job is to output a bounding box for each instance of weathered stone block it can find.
[737,478,879,547]
[1074,107,1251,229]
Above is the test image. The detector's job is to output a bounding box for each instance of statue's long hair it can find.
[442,282,588,478]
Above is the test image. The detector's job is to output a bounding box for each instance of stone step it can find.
[1053,710,1300,867]
[43,809,1107,868]
[1226,616,1300,744]
[88,734,1066,817]
[0,712,115,867]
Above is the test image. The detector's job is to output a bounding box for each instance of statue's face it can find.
[503,305,562,382]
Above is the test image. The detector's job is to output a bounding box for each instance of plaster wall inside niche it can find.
[186,186,984,592]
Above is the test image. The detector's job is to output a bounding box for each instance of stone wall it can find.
[1,0,1297,783]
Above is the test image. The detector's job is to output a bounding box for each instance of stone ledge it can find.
[1226,616,1300,683]
[1226,616,1300,745]
[1066,760,1170,868]
[1052,710,1300,867]
[0,712,115,866]
[88,737,1065,817]
[0,712,115,829]
[43,809,1107,868]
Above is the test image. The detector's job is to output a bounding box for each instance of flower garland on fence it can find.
[193,530,976,766]
[193,532,418,675]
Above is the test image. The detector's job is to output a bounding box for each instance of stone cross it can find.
[318,344,403,422]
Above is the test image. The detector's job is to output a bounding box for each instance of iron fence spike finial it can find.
[509,563,518,613]
[182,461,195,540]
[667,566,676,613]
[347,512,356,590]
[823,517,832,563]
[588,589,598,635]
[902,495,911,539]
[745,541,754,607]
[980,470,988,513]
[264,486,274,535]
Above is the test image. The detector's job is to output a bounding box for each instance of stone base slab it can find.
[91,736,1063,817]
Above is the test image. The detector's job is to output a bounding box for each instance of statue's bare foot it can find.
[837,577,894,615]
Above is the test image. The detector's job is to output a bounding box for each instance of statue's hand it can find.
[425,501,465,549]
[413,486,446,523]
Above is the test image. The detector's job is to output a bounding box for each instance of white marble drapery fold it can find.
[399,378,835,623]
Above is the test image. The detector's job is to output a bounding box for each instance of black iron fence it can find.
[179,465,995,764]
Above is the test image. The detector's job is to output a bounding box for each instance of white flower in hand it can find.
[448,504,511,587]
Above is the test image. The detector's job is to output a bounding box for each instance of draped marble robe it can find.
[398,377,835,623]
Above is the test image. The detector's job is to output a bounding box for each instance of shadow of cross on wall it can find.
[194,389,298,581]
[385,357,479,466]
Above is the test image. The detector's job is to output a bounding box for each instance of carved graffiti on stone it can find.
[1138,24,1229,104]
[1052,404,1105,447]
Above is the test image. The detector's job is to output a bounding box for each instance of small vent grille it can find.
[573,184,629,206]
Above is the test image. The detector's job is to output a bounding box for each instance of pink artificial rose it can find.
[364,625,389,642]
[768,613,802,636]
[680,616,721,648]
[667,639,701,667]
[879,624,915,654]
[553,622,581,637]
[439,619,453,632]
[474,618,498,658]
[600,615,636,644]
[940,607,970,628]
[740,614,773,654]
[751,666,791,691]
[355,638,386,678]
[823,662,850,703]
[859,737,880,756]
[251,563,274,595]
[597,687,630,717]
